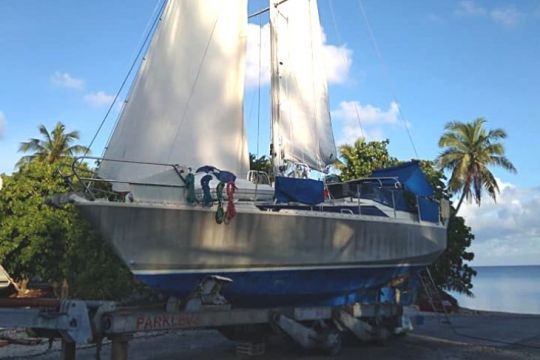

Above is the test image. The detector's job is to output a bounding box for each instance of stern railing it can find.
[59,156,186,201]
[325,177,445,225]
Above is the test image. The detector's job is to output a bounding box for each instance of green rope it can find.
[184,173,196,205]
[215,181,225,224]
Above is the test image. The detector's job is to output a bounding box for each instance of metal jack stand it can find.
[183,275,233,312]
[0,299,96,360]
[272,312,342,355]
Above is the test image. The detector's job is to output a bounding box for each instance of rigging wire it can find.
[328,0,366,140]
[356,0,419,158]
[84,0,168,158]
[245,88,257,137]
[327,0,342,45]
[353,103,366,139]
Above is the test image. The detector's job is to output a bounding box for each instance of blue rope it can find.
[200,175,213,207]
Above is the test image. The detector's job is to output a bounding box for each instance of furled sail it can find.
[99,0,249,183]
[270,0,337,172]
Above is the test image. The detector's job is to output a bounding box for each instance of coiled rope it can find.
[200,175,213,207]
[184,166,237,224]
[224,181,237,224]
[215,181,225,224]
[184,173,196,205]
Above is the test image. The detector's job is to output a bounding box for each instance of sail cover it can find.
[99,0,249,183]
[270,0,337,171]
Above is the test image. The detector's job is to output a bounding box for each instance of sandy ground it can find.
[1,309,540,359]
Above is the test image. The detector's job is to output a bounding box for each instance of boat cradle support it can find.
[0,276,411,359]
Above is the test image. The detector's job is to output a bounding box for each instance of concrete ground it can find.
[2,310,540,359]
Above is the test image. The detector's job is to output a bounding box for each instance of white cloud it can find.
[322,42,353,84]
[455,1,486,17]
[490,7,521,28]
[84,91,115,107]
[0,111,6,139]
[319,28,353,84]
[50,71,85,90]
[454,1,522,27]
[331,101,400,144]
[244,23,353,89]
[459,179,540,265]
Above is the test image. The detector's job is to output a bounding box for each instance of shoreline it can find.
[454,306,540,317]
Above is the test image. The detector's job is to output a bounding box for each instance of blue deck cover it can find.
[372,161,440,223]
[371,160,433,196]
[274,176,324,205]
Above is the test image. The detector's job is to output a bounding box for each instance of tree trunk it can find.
[60,278,69,299]
[454,191,467,215]
[454,176,472,216]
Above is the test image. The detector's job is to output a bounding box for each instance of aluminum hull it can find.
[76,201,446,306]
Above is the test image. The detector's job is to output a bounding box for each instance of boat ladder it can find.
[417,267,451,324]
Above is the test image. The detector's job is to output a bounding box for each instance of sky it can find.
[0,0,539,265]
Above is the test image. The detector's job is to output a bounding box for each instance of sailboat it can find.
[72,0,448,307]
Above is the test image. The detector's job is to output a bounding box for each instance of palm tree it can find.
[436,117,516,214]
[17,122,90,167]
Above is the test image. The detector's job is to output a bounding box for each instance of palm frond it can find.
[64,130,81,141]
[491,156,517,173]
[15,155,36,169]
[38,124,52,144]
[486,128,507,140]
[18,138,45,153]
[68,145,91,155]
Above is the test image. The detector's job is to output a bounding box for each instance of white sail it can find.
[270,0,337,172]
[99,0,249,183]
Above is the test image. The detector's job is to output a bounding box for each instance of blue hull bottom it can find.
[136,265,421,308]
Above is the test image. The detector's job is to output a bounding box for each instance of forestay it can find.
[270,0,337,172]
[99,0,249,183]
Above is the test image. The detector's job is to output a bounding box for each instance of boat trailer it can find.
[0,276,412,359]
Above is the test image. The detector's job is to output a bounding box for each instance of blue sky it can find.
[1,0,539,265]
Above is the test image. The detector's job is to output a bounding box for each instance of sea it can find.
[451,265,540,315]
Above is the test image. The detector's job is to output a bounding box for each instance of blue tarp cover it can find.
[371,161,440,223]
[371,161,434,196]
[418,197,440,223]
[274,177,324,205]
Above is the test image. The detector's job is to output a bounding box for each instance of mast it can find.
[269,0,282,176]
